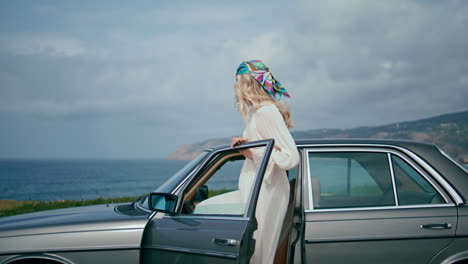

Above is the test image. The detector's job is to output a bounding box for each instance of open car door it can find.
[142,139,275,264]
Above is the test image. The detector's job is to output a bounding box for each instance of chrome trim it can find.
[147,245,237,259]
[440,252,468,264]
[419,223,452,229]
[0,246,141,256]
[388,153,399,206]
[397,147,463,204]
[389,152,450,204]
[301,148,310,210]
[305,203,456,213]
[0,228,145,239]
[213,238,239,246]
[305,234,455,244]
[168,151,211,196]
[304,145,458,211]
[149,210,157,219]
[171,153,222,213]
[135,199,152,214]
[299,143,463,204]
[438,147,468,173]
[306,150,313,210]
[172,162,205,195]
[167,215,249,221]
[3,254,74,264]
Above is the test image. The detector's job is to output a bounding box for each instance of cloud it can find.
[0,0,467,158]
[152,5,254,25]
[0,1,292,120]
[0,34,85,57]
[1,1,466,124]
[275,0,468,129]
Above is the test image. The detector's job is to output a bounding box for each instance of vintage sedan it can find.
[0,139,467,264]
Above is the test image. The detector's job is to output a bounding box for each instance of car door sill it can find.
[144,245,238,259]
[305,235,455,244]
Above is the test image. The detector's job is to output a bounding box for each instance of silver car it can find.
[0,139,467,264]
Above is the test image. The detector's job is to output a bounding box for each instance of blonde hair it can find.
[234,74,293,128]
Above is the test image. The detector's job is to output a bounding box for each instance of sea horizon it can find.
[1,158,466,202]
[0,158,191,202]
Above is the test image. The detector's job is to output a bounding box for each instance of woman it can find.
[231,60,299,264]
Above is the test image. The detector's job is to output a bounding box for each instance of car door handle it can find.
[212,238,239,246]
[419,223,452,229]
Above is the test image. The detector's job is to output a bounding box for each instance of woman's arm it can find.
[231,137,253,159]
[254,105,299,170]
[246,105,299,184]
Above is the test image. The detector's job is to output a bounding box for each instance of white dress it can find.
[239,104,300,264]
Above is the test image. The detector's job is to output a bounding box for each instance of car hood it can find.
[0,203,150,238]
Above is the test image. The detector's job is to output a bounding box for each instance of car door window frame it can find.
[390,154,446,205]
[182,152,246,217]
[307,149,398,209]
[161,139,275,220]
[303,146,456,212]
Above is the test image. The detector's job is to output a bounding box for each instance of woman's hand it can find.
[230,137,248,147]
[231,137,253,160]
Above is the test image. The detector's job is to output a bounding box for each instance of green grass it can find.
[0,195,142,218]
[1,189,237,218]
[208,188,234,198]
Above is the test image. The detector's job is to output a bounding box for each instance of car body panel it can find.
[0,228,143,254]
[0,204,149,238]
[427,205,468,263]
[304,206,457,264]
[0,204,149,264]
[142,216,250,263]
[430,238,468,264]
[0,139,466,264]
[456,204,468,237]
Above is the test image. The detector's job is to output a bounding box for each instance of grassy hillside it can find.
[293,111,468,163]
[169,110,468,164]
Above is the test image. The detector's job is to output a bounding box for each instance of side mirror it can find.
[149,192,178,215]
[194,185,209,202]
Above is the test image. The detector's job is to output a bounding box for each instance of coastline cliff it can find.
[169,110,468,164]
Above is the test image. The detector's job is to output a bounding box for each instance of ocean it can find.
[0,159,190,201]
[1,159,467,202]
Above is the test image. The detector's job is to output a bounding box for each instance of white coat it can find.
[239,103,300,264]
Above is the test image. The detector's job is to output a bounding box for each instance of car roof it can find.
[294,138,436,148]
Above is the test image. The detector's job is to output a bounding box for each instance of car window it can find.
[181,146,266,216]
[391,155,446,205]
[309,152,395,209]
[154,151,209,194]
[139,152,210,210]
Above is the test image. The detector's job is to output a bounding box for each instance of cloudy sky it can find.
[0,0,467,159]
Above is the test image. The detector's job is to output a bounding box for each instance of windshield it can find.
[139,151,210,210]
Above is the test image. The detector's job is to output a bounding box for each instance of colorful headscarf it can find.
[236,59,290,100]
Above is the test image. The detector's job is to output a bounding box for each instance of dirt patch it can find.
[0,199,35,210]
